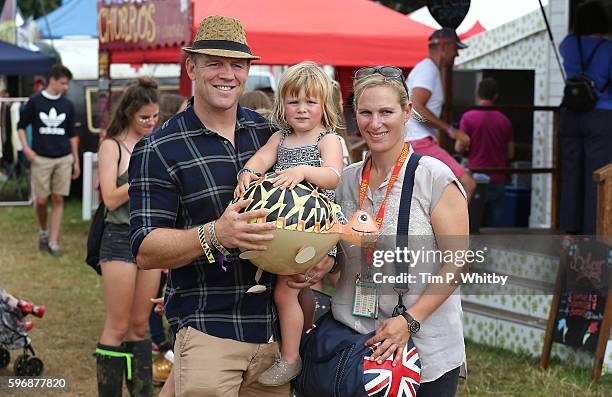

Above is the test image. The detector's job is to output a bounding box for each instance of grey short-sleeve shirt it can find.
[332,150,467,383]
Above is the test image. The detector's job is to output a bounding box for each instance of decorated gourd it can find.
[232,173,379,292]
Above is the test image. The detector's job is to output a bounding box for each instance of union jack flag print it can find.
[363,339,421,397]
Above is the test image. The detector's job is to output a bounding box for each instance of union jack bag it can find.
[294,311,421,397]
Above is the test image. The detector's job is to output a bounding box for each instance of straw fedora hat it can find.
[182,15,260,60]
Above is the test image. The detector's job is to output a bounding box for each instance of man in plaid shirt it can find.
[129,16,333,397]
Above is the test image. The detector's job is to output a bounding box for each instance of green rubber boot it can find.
[95,343,130,397]
[124,340,153,397]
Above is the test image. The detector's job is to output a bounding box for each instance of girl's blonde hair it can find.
[271,61,340,131]
[352,74,409,112]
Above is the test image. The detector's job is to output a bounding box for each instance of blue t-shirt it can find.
[17,91,75,157]
[559,35,612,110]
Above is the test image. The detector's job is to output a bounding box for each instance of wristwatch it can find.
[401,312,420,334]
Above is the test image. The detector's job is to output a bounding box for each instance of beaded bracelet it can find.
[236,166,261,182]
[207,221,231,257]
[197,225,216,263]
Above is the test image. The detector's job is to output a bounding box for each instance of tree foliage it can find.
[0,0,61,19]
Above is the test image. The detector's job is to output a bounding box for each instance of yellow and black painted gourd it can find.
[232,173,379,281]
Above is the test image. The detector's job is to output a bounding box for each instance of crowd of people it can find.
[6,0,610,396]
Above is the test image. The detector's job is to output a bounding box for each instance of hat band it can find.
[191,39,252,54]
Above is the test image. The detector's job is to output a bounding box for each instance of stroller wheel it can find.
[27,356,44,376]
[13,354,29,376]
[0,347,9,369]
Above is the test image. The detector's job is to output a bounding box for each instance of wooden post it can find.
[592,163,612,381]
[439,63,454,152]
[593,291,612,381]
[540,242,567,369]
[550,109,559,231]
[593,164,612,238]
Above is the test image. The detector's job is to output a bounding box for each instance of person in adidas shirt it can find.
[17,64,79,257]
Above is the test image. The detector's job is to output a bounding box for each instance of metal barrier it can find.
[82,152,100,220]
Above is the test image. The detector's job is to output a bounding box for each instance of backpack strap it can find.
[582,38,606,71]
[577,37,609,94]
[396,153,422,242]
[577,35,586,72]
[394,153,422,292]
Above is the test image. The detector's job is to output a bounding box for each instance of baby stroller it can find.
[0,292,45,376]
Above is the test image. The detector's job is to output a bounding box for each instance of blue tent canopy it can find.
[36,0,97,38]
[0,41,55,75]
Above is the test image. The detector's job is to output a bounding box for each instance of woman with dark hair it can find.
[158,94,187,128]
[239,90,273,118]
[330,80,352,166]
[95,77,161,397]
[558,0,612,234]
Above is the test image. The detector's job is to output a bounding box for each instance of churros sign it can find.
[97,0,191,50]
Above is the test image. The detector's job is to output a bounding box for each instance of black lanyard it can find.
[390,153,422,317]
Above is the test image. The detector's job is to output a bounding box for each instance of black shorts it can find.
[99,223,136,265]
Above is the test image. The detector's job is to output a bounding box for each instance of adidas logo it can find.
[38,108,66,135]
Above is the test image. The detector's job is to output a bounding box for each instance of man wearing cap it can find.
[405,28,476,200]
[128,15,329,397]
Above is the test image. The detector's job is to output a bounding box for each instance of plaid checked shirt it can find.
[129,103,278,343]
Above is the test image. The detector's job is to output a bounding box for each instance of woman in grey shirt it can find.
[332,68,469,396]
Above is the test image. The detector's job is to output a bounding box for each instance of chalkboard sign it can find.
[427,0,471,29]
[541,236,612,381]
[552,239,611,350]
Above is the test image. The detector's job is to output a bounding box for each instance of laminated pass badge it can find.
[353,274,379,318]
[352,143,408,320]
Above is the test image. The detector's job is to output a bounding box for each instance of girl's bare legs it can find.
[99,261,138,346]
[275,275,302,363]
[298,287,315,334]
[99,262,160,344]
[258,275,305,386]
[126,268,161,340]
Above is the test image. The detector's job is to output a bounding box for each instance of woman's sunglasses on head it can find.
[354,66,409,95]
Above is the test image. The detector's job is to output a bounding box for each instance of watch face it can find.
[410,321,420,334]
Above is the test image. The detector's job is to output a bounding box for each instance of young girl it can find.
[95,78,161,397]
[235,62,344,386]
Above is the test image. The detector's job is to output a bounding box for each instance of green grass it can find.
[460,341,612,396]
[1,200,611,396]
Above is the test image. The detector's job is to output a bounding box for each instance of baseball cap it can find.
[428,28,468,49]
